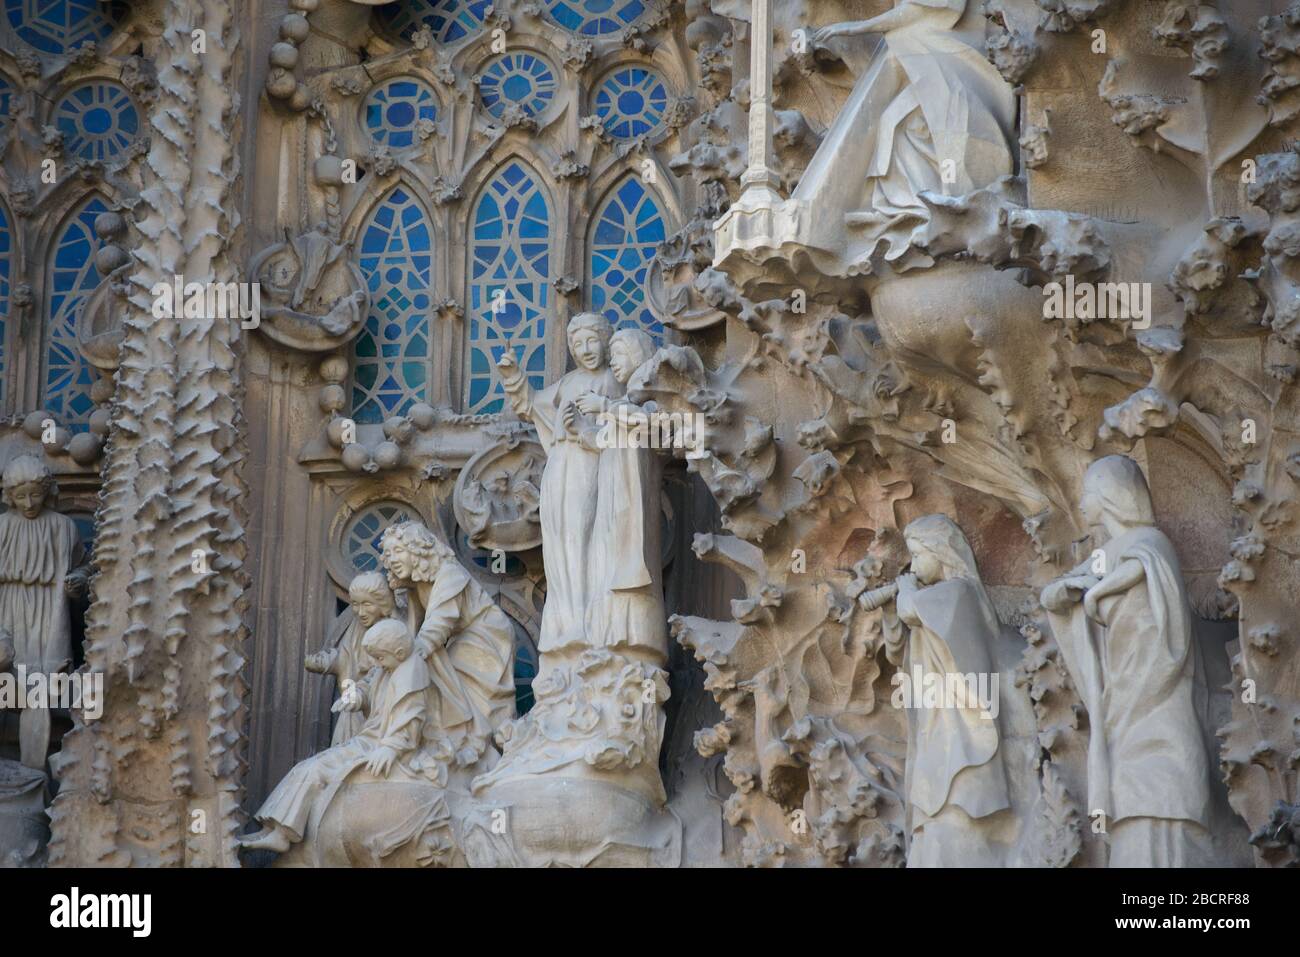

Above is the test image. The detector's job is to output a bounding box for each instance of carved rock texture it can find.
[48,0,249,868]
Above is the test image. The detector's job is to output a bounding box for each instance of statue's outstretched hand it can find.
[365,745,397,778]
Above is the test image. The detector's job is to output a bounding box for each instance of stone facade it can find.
[0,0,1296,868]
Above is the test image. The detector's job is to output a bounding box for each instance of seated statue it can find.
[305,571,396,746]
[240,618,440,853]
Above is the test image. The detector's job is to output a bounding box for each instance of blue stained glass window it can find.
[352,188,432,424]
[478,54,557,121]
[346,501,421,572]
[0,200,10,404]
[590,177,666,339]
[544,0,643,36]
[467,161,551,415]
[377,0,490,44]
[5,0,123,55]
[45,196,108,431]
[54,82,139,163]
[364,78,437,149]
[594,67,668,140]
[0,74,13,139]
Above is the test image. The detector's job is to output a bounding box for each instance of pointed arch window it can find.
[0,199,11,403]
[543,0,644,36]
[352,187,433,424]
[467,161,551,415]
[4,0,123,54]
[589,177,666,339]
[45,196,107,431]
[377,0,490,44]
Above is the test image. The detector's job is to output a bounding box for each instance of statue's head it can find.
[361,618,412,671]
[2,455,55,519]
[379,520,455,588]
[903,514,980,585]
[1081,455,1154,530]
[348,571,397,628]
[609,328,656,385]
[567,312,612,372]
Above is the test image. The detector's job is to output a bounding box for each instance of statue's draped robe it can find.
[897,575,1011,867]
[792,0,1015,272]
[255,652,431,840]
[0,510,82,673]
[505,366,620,652]
[1046,526,1213,866]
[323,613,369,746]
[583,399,667,658]
[407,562,515,761]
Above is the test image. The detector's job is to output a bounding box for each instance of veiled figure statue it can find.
[0,456,87,769]
[1041,456,1214,867]
[803,0,1015,273]
[573,327,668,660]
[379,521,515,770]
[305,571,396,746]
[497,313,620,653]
[888,514,1012,866]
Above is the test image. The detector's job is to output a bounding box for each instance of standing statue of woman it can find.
[0,455,86,769]
[802,0,1015,273]
[573,328,668,659]
[884,514,1011,866]
[379,522,515,770]
[1041,456,1213,867]
[496,313,621,652]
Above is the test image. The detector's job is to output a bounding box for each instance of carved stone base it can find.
[0,761,48,868]
[465,777,681,868]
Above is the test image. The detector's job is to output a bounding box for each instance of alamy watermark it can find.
[592,406,707,456]
[891,667,1000,720]
[1042,276,1152,329]
[0,666,103,719]
[150,276,261,329]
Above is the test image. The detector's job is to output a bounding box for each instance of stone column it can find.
[48,0,249,868]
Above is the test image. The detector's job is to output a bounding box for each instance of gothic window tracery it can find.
[53,81,140,163]
[467,160,552,415]
[352,187,434,424]
[593,66,668,140]
[44,196,107,431]
[345,501,422,573]
[477,53,558,121]
[4,0,123,54]
[589,176,666,338]
[363,77,438,150]
[543,0,644,36]
[378,0,490,44]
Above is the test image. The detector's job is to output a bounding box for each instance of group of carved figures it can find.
[240,311,678,862]
[887,457,1216,867]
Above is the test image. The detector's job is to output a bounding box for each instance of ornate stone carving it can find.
[249,225,369,352]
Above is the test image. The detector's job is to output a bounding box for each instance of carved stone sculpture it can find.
[1041,456,1214,867]
[305,571,397,747]
[0,456,85,770]
[800,0,1016,275]
[472,319,680,866]
[886,515,1013,866]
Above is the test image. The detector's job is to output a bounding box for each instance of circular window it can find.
[363,77,438,149]
[377,0,490,44]
[343,501,422,574]
[53,82,139,163]
[593,66,668,140]
[478,53,557,121]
